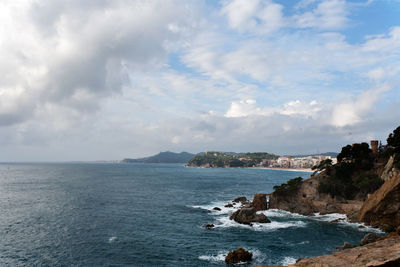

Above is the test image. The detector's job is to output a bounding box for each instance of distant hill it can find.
[187,151,279,168]
[122,151,195,163]
[289,152,338,158]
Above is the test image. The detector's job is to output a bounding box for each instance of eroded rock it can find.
[360,233,381,246]
[225,248,252,264]
[252,193,267,211]
[229,207,271,225]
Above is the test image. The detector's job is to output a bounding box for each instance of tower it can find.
[370,140,378,155]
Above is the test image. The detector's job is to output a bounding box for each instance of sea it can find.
[0,163,382,266]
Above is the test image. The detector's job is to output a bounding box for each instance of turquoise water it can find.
[0,163,379,266]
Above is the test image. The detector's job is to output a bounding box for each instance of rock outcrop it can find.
[233,196,248,203]
[358,172,400,230]
[381,156,399,181]
[269,173,362,218]
[255,234,400,267]
[225,248,252,264]
[252,194,267,211]
[230,207,271,225]
[360,233,381,246]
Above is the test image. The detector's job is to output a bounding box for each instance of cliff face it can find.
[359,171,400,230]
[269,172,362,218]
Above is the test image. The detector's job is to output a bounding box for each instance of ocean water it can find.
[0,163,381,266]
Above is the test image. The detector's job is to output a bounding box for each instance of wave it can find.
[214,216,306,231]
[280,256,297,265]
[108,236,117,243]
[313,213,384,233]
[190,200,241,215]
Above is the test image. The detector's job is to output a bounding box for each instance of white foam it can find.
[313,213,384,233]
[108,236,117,243]
[198,252,227,262]
[190,200,241,215]
[214,216,306,231]
[259,209,307,219]
[280,256,297,265]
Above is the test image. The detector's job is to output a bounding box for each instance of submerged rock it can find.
[336,242,353,251]
[233,196,247,203]
[205,224,214,229]
[229,207,271,225]
[225,248,252,264]
[252,193,267,211]
[360,233,381,246]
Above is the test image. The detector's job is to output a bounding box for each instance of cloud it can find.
[0,0,200,126]
[331,84,392,127]
[293,0,349,30]
[221,0,285,34]
[225,99,321,119]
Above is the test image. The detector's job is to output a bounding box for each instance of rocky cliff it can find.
[254,233,400,267]
[358,171,400,231]
[269,172,362,219]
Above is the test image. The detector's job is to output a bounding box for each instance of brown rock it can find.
[233,196,247,203]
[360,233,381,246]
[336,242,353,251]
[205,224,214,229]
[358,172,400,230]
[224,203,234,208]
[225,248,252,264]
[252,193,267,211]
[213,207,221,211]
[293,235,400,267]
[229,207,271,225]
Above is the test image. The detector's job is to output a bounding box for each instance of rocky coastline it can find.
[225,155,400,265]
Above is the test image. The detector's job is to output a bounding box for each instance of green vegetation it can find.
[187,152,279,168]
[318,142,375,199]
[387,126,400,168]
[273,177,303,196]
[312,158,333,175]
[354,174,384,194]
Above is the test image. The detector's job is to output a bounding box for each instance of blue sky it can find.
[0,0,399,161]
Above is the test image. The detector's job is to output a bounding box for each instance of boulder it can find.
[224,203,234,208]
[213,207,221,211]
[205,224,214,229]
[359,172,400,230]
[229,207,271,225]
[252,193,267,211]
[360,233,381,246]
[336,242,353,251]
[233,196,247,203]
[225,248,252,264]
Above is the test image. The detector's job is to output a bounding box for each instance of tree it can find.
[387,126,400,154]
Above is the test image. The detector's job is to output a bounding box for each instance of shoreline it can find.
[250,167,313,172]
[186,165,314,173]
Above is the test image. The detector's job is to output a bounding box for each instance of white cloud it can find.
[221,0,285,34]
[293,0,349,30]
[0,0,200,126]
[331,84,392,127]
[225,99,321,118]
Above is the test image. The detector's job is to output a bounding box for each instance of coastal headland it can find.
[226,126,400,266]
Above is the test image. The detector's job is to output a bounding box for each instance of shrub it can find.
[355,174,384,194]
[273,177,303,196]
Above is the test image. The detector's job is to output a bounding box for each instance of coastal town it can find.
[187,151,337,169]
[256,155,337,169]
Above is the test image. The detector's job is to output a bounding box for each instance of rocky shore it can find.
[228,155,400,265]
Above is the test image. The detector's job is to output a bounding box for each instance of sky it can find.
[0,0,399,161]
